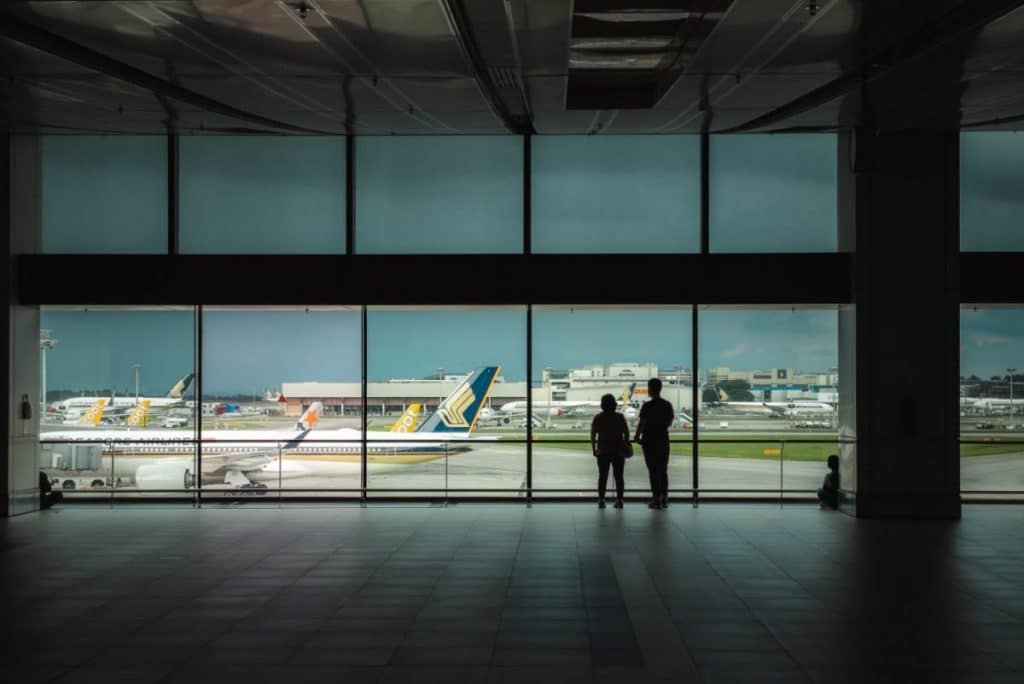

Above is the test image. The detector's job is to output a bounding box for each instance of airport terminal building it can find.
[7,3,1024,683]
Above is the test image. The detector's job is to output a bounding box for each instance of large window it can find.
[532,136,700,253]
[180,136,346,254]
[531,306,693,496]
[710,134,838,252]
[39,307,196,498]
[960,132,1024,251]
[960,306,1024,497]
[42,136,167,254]
[355,136,523,254]
[698,306,840,497]
[202,307,361,497]
[365,307,527,496]
[35,304,846,500]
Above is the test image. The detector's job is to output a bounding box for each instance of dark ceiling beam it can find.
[439,0,535,135]
[17,254,851,306]
[719,0,1024,133]
[0,11,331,135]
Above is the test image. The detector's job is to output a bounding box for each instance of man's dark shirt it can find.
[639,397,674,453]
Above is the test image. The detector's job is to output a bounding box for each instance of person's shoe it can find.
[613,500,624,509]
[648,499,660,509]
[598,498,606,509]
[661,497,669,509]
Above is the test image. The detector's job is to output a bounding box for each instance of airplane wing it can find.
[199,431,310,476]
[199,449,279,476]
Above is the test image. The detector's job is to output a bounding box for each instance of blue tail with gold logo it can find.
[418,366,501,434]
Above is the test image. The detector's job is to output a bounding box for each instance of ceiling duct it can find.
[566,0,731,110]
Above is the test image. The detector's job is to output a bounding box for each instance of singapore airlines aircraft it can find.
[42,367,501,490]
[707,386,834,417]
[495,383,637,420]
[54,373,194,418]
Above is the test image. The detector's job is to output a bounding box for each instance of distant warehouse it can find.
[281,375,528,417]
[280,363,665,417]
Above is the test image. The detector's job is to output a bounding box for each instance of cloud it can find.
[721,343,749,359]
[968,331,1015,347]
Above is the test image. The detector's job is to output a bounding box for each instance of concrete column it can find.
[3,135,42,516]
[839,129,960,519]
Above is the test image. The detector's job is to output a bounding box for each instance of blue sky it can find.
[961,308,1024,378]
[42,307,840,395]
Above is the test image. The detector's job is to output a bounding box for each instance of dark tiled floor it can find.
[2,504,1024,683]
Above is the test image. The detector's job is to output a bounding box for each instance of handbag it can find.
[620,439,634,460]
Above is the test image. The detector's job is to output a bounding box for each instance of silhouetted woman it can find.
[591,393,630,509]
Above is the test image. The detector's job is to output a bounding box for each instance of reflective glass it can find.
[42,136,167,254]
[531,306,693,496]
[202,307,361,496]
[180,136,345,254]
[959,307,1024,494]
[960,132,1024,251]
[39,307,196,498]
[365,307,526,496]
[698,306,839,495]
[532,136,700,253]
[355,136,523,253]
[710,134,838,252]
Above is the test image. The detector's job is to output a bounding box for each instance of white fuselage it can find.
[41,426,495,483]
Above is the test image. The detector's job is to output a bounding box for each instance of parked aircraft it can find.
[53,373,194,417]
[706,386,835,417]
[42,367,500,490]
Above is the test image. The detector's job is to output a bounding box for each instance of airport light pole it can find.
[132,363,141,405]
[1010,368,1017,418]
[40,330,58,413]
[437,367,444,412]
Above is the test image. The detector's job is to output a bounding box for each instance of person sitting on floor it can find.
[817,454,840,509]
[39,471,63,510]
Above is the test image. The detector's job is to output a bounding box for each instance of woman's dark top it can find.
[591,411,630,458]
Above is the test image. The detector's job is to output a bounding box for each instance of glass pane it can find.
[39,307,196,498]
[180,136,345,254]
[532,136,700,253]
[202,307,361,497]
[710,134,838,252]
[366,307,526,496]
[531,306,693,496]
[355,136,523,254]
[42,136,167,254]
[698,306,839,495]
[960,306,1024,493]
[960,132,1024,251]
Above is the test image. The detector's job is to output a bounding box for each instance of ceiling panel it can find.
[2,0,1024,134]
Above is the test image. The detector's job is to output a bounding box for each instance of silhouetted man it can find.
[635,378,674,509]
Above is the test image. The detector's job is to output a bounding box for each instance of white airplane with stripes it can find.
[42,367,501,491]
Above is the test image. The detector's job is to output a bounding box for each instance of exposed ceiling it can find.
[1,0,1024,135]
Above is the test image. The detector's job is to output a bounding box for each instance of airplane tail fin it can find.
[620,382,636,406]
[418,366,501,434]
[166,373,195,399]
[78,399,107,426]
[296,401,322,431]
[125,399,151,427]
[390,404,422,433]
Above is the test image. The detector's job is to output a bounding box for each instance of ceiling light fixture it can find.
[295,2,310,20]
[806,1,820,17]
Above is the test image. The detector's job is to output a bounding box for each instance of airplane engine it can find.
[135,462,196,490]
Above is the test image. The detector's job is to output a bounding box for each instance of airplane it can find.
[967,397,1024,412]
[52,373,195,415]
[41,367,501,491]
[706,386,835,417]
[494,383,638,422]
[61,398,109,426]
